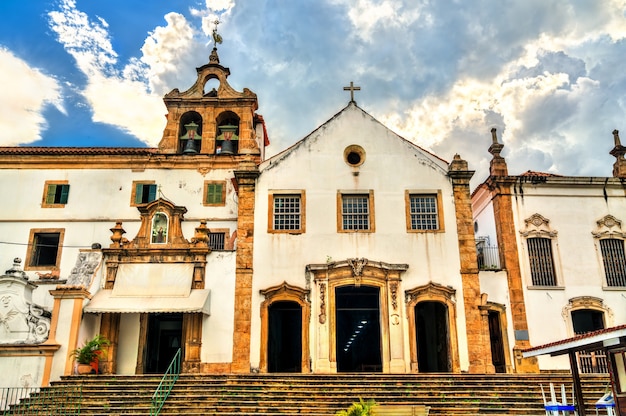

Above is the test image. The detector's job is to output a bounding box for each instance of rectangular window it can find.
[599,238,626,287]
[409,194,438,230]
[527,237,557,286]
[25,229,64,270]
[131,181,157,206]
[42,181,70,207]
[208,232,225,250]
[269,191,305,233]
[339,192,374,232]
[203,181,226,206]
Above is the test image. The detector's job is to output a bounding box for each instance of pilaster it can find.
[448,154,491,373]
[231,158,259,373]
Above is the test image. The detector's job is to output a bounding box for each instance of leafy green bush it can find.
[335,398,376,416]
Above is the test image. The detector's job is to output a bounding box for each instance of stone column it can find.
[487,130,539,373]
[48,286,91,376]
[448,154,492,373]
[231,158,259,373]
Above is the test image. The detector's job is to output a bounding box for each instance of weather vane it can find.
[212,19,223,47]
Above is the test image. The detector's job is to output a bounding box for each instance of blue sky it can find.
[2,0,626,186]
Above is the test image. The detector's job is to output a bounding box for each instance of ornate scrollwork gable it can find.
[519,213,558,238]
[591,215,626,239]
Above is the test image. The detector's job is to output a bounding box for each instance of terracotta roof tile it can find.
[0,147,157,156]
[523,324,626,353]
[519,170,562,177]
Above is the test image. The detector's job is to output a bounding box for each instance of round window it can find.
[343,145,365,167]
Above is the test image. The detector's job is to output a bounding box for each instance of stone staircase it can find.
[6,373,611,415]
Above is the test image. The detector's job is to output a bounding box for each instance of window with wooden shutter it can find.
[42,181,70,207]
[203,181,226,206]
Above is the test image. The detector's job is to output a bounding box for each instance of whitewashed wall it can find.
[251,105,470,371]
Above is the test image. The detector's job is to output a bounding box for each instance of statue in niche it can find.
[151,212,169,244]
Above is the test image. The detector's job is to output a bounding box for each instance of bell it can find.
[183,139,198,154]
[221,140,235,155]
[217,123,238,155]
[180,121,202,155]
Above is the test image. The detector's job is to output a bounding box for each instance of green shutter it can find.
[207,183,223,204]
[45,185,57,204]
[134,183,144,204]
[148,184,157,202]
[59,185,70,204]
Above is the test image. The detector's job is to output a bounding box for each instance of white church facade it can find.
[0,48,624,389]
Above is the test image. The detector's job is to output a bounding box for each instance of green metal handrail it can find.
[150,348,182,416]
[1,384,81,415]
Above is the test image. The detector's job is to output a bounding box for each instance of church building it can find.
[0,43,624,390]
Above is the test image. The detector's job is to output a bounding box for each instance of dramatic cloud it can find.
[3,0,625,185]
[0,47,65,146]
[48,0,166,145]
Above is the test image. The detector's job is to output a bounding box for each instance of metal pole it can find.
[569,350,586,416]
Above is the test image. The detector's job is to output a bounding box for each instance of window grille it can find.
[208,232,225,250]
[527,237,557,286]
[600,238,626,286]
[273,195,301,230]
[342,195,369,230]
[409,195,438,230]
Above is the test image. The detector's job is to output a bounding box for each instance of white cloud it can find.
[139,12,198,96]
[48,0,167,145]
[0,47,65,146]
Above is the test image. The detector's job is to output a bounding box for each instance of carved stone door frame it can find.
[306,258,408,373]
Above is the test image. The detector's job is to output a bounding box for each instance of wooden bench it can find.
[372,405,430,415]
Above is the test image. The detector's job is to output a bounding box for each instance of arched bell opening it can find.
[178,111,203,154]
[215,111,240,155]
[203,77,220,97]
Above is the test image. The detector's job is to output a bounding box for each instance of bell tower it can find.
[157,28,264,158]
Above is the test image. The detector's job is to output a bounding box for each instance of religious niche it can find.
[0,258,51,344]
[151,212,169,244]
[178,111,203,155]
[216,111,240,155]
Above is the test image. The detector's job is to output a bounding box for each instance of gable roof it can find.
[261,102,449,171]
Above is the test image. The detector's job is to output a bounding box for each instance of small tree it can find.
[335,398,376,416]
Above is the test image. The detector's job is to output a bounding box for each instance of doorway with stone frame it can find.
[405,282,460,373]
[307,258,408,374]
[259,282,311,373]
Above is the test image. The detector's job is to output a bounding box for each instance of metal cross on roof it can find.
[343,82,361,103]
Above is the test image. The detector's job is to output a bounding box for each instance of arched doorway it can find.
[415,301,450,372]
[268,301,303,372]
[259,282,311,373]
[335,285,382,372]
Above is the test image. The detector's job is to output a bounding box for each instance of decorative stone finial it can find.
[488,128,508,177]
[488,128,504,157]
[4,258,27,280]
[610,129,626,178]
[613,129,622,146]
[491,127,499,144]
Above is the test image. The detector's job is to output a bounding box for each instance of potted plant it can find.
[70,334,110,375]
